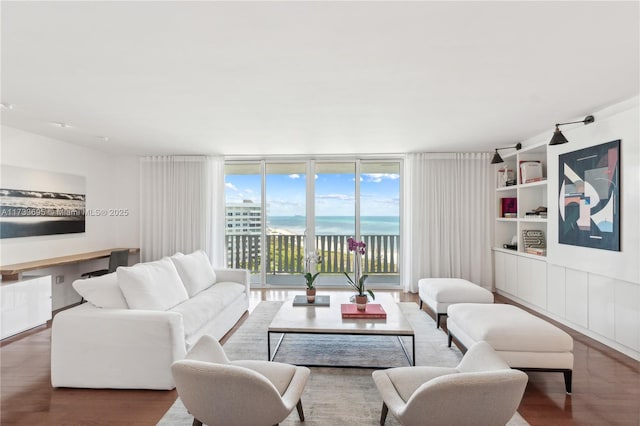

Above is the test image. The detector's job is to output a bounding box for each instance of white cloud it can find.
[225,182,238,191]
[363,173,400,183]
[289,174,300,179]
[317,193,354,201]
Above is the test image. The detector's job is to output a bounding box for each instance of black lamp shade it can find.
[490,150,504,164]
[549,126,569,145]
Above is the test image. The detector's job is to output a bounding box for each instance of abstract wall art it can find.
[0,166,86,239]
[558,139,620,251]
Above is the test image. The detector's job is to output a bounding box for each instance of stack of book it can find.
[525,247,547,256]
[524,206,547,219]
[500,197,517,218]
[341,304,387,319]
[496,168,514,188]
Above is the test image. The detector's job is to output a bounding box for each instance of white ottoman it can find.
[447,303,574,393]
[418,278,494,328]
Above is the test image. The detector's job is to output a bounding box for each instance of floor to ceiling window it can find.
[360,162,401,284]
[224,158,401,287]
[265,163,306,285]
[314,162,356,284]
[224,163,263,285]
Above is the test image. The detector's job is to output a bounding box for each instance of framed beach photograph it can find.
[558,139,620,251]
[0,166,86,239]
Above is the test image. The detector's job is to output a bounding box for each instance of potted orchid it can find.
[344,237,374,310]
[303,250,322,303]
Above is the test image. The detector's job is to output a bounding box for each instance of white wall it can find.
[0,126,140,308]
[546,98,639,284]
[516,96,640,359]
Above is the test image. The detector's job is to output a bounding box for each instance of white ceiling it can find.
[1,1,638,156]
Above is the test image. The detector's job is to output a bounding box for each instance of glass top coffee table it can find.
[267,293,415,368]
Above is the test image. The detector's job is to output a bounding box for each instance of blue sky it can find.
[225,172,399,216]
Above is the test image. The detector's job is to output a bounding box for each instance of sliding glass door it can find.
[265,163,306,285]
[224,159,401,287]
[314,162,356,284]
[360,162,400,284]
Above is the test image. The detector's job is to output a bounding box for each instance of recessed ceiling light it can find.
[99,136,110,142]
[52,122,71,128]
[1,103,15,110]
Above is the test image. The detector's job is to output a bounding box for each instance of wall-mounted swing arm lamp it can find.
[549,115,595,145]
[490,143,522,164]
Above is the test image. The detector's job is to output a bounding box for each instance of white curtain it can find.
[402,152,493,292]
[140,156,226,267]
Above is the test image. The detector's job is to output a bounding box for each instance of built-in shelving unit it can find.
[494,142,548,257]
[493,141,549,311]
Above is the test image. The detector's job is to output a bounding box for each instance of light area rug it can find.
[158,301,530,426]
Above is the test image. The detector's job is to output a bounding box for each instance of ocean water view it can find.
[267,216,399,236]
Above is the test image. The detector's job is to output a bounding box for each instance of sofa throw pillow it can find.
[72,272,129,309]
[117,257,189,310]
[170,250,217,297]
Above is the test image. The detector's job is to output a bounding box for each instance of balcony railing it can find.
[226,234,399,275]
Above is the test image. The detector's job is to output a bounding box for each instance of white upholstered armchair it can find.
[372,341,528,426]
[171,335,310,426]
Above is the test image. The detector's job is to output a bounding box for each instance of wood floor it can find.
[1,289,638,425]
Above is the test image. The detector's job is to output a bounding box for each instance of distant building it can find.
[225,200,261,270]
[226,200,261,235]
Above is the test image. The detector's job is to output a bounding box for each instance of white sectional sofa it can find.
[51,250,249,390]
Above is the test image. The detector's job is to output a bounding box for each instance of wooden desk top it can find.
[0,248,140,281]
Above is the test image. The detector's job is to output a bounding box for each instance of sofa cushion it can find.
[117,258,189,310]
[170,250,217,297]
[170,282,245,340]
[72,272,129,309]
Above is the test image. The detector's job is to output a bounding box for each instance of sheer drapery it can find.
[140,156,226,267]
[402,152,493,292]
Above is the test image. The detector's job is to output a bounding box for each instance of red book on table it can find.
[341,303,387,319]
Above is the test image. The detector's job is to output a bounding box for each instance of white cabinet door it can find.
[529,257,547,309]
[1,275,52,339]
[517,256,547,309]
[588,274,616,340]
[547,264,566,317]
[504,253,518,295]
[614,280,640,351]
[565,269,589,328]
[495,251,506,291]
